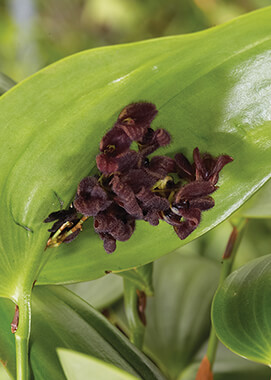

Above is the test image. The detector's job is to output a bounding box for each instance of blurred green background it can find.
[0,0,270,82]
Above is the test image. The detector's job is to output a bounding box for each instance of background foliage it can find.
[0,0,270,81]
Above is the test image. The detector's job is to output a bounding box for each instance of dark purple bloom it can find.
[100,127,131,156]
[97,127,133,174]
[94,205,135,242]
[43,205,83,246]
[161,208,200,240]
[135,187,170,210]
[98,232,117,254]
[174,181,216,203]
[96,149,139,175]
[120,168,158,193]
[111,175,143,219]
[74,177,112,216]
[135,186,170,226]
[188,196,215,210]
[143,210,160,226]
[161,209,183,226]
[109,218,135,241]
[44,102,233,253]
[44,206,79,237]
[193,148,233,184]
[146,156,176,178]
[174,220,199,240]
[175,147,233,185]
[174,152,195,181]
[139,128,171,157]
[160,179,217,240]
[94,213,119,234]
[167,181,216,239]
[117,102,158,141]
[97,102,158,174]
[153,128,171,147]
[94,204,136,253]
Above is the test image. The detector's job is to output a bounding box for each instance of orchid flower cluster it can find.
[44,102,233,253]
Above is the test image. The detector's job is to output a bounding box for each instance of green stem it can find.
[123,279,145,349]
[12,233,56,380]
[206,218,247,368]
[206,326,219,368]
[15,293,31,380]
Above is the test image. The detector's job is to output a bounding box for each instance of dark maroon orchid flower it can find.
[175,147,233,184]
[44,206,79,235]
[164,179,216,239]
[44,102,233,253]
[97,103,158,175]
[43,205,81,244]
[74,176,112,216]
[117,102,158,139]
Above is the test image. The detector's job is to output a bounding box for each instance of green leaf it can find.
[212,254,271,366]
[0,286,166,380]
[58,348,137,380]
[65,273,123,310]
[0,8,271,298]
[143,252,220,380]
[0,366,12,380]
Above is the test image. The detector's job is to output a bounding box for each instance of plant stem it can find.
[123,278,145,350]
[15,293,31,380]
[206,218,247,368]
[12,233,56,379]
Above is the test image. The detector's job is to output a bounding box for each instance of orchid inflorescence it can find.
[44,102,233,253]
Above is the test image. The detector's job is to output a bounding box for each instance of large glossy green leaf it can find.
[0,286,165,380]
[0,8,271,298]
[58,348,137,380]
[212,254,271,366]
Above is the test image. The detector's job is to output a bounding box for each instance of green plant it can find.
[0,6,270,380]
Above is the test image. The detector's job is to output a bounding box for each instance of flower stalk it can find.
[206,218,248,369]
